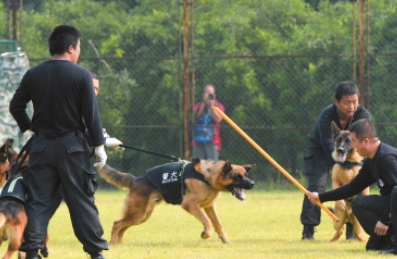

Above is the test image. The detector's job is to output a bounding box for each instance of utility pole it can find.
[352,1,356,81]
[183,0,191,160]
[12,0,18,41]
[20,0,23,50]
[358,0,365,106]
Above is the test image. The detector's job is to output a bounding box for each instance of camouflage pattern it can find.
[0,50,33,151]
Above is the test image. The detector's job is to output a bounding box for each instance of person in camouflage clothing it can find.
[0,50,32,149]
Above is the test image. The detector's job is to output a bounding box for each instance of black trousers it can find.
[20,135,108,253]
[300,158,332,226]
[351,194,394,249]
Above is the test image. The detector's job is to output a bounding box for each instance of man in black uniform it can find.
[307,119,397,251]
[9,25,108,259]
[300,81,371,240]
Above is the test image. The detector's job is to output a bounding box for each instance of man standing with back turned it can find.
[9,25,108,259]
[300,81,370,240]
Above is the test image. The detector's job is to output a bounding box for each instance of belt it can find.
[34,129,83,138]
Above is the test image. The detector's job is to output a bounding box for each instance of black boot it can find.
[89,251,106,259]
[345,222,357,240]
[366,236,384,251]
[379,235,397,255]
[25,250,42,259]
[302,225,315,240]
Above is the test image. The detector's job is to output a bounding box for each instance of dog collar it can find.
[335,161,363,169]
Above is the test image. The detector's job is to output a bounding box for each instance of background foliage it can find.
[1,0,397,188]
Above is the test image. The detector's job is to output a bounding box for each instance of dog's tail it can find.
[0,213,7,228]
[97,164,135,189]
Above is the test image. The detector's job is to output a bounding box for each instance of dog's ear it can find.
[0,142,5,154]
[192,157,201,172]
[0,139,9,159]
[331,121,340,138]
[242,164,256,173]
[6,138,13,146]
[222,160,233,174]
[5,139,16,159]
[191,157,200,163]
[0,143,6,163]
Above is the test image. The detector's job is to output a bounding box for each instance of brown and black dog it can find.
[0,139,49,259]
[97,158,255,244]
[330,121,369,242]
[0,139,17,192]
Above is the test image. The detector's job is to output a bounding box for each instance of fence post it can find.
[359,0,365,106]
[183,0,191,160]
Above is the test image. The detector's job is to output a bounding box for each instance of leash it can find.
[119,144,180,162]
[8,136,33,178]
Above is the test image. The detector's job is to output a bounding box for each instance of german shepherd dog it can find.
[0,139,49,259]
[330,121,369,242]
[97,158,255,244]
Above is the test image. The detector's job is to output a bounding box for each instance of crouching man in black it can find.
[307,119,397,252]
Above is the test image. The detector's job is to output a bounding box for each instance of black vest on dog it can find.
[0,174,26,203]
[146,161,210,205]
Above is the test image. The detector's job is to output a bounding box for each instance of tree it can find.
[11,0,397,187]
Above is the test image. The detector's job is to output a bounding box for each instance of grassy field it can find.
[0,189,390,258]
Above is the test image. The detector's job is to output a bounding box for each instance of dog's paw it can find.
[220,235,231,244]
[201,231,211,239]
[40,246,49,258]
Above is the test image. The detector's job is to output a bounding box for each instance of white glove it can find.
[105,137,124,149]
[93,145,107,170]
[102,128,110,139]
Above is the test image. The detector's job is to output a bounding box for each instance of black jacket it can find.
[319,143,397,226]
[305,104,370,166]
[9,60,104,146]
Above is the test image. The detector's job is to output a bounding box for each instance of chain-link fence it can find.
[0,0,396,188]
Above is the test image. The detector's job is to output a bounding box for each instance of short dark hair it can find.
[349,119,378,141]
[334,81,360,101]
[48,25,82,56]
[91,72,99,80]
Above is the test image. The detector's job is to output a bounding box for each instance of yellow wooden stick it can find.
[212,106,339,222]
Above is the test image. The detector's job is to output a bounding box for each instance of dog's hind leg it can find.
[181,200,212,240]
[111,212,148,244]
[361,187,370,196]
[114,207,156,244]
[351,215,366,242]
[110,195,158,244]
[204,206,230,244]
[4,225,23,259]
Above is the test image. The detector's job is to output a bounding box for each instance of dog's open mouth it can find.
[229,187,246,201]
[338,153,347,162]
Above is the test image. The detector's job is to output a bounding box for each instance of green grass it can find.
[0,190,389,258]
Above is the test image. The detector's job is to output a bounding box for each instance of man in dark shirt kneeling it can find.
[307,119,397,252]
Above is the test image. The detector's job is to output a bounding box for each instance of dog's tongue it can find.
[233,188,246,201]
[339,153,347,162]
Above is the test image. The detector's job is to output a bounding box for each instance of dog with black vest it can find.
[96,158,255,244]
